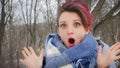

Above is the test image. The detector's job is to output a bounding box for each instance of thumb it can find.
[39,48,44,59]
[98,45,102,55]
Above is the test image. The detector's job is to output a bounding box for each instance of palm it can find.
[97,47,115,68]
[20,47,44,68]
[97,42,120,68]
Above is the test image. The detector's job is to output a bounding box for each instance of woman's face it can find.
[58,11,89,48]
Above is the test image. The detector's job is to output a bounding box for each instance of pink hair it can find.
[58,0,93,30]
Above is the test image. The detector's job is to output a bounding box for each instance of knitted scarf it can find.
[44,33,98,68]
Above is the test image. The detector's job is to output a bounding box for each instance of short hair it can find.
[58,0,93,30]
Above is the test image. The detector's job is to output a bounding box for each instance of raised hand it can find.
[97,42,120,68]
[20,47,44,68]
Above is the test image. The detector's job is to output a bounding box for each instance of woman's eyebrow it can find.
[59,21,65,24]
[73,19,81,22]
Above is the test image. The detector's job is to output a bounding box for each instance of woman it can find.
[20,0,120,68]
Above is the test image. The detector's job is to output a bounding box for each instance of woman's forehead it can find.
[58,11,81,22]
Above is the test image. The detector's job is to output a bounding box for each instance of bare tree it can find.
[18,0,37,47]
[93,0,120,34]
[0,0,10,67]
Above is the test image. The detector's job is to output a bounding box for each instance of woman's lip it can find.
[68,43,75,47]
[68,37,75,47]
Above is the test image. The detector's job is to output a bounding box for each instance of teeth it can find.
[69,38,75,44]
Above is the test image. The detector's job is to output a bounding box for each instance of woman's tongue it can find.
[68,38,75,47]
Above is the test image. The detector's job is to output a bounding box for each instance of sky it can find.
[12,0,58,25]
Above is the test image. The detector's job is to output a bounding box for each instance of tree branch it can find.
[93,0,120,34]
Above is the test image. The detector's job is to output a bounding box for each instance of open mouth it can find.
[68,38,75,44]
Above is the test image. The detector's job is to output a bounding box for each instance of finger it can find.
[115,49,120,56]
[98,45,102,54]
[21,50,28,58]
[112,42,120,51]
[110,42,120,50]
[23,47,31,56]
[19,59,25,64]
[114,56,120,60]
[39,48,44,59]
[28,47,35,55]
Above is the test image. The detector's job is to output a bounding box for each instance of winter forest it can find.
[0,0,120,68]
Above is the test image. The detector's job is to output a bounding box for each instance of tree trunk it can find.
[93,0,120,34]
[0,0,6,67]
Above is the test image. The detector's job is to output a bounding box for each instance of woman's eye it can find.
[74,22,80,27]
[60,24,66,28]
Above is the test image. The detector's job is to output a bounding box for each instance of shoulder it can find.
[99,40,109,52]
[45,33,58,45]
[96,39,109,52]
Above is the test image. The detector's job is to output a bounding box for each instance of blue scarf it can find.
[44,33,98,68]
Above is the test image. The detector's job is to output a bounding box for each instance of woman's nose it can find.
[68,27,73,35]
[68,31,73,35]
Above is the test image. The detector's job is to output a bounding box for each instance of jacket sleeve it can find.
[109,61,117,68]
